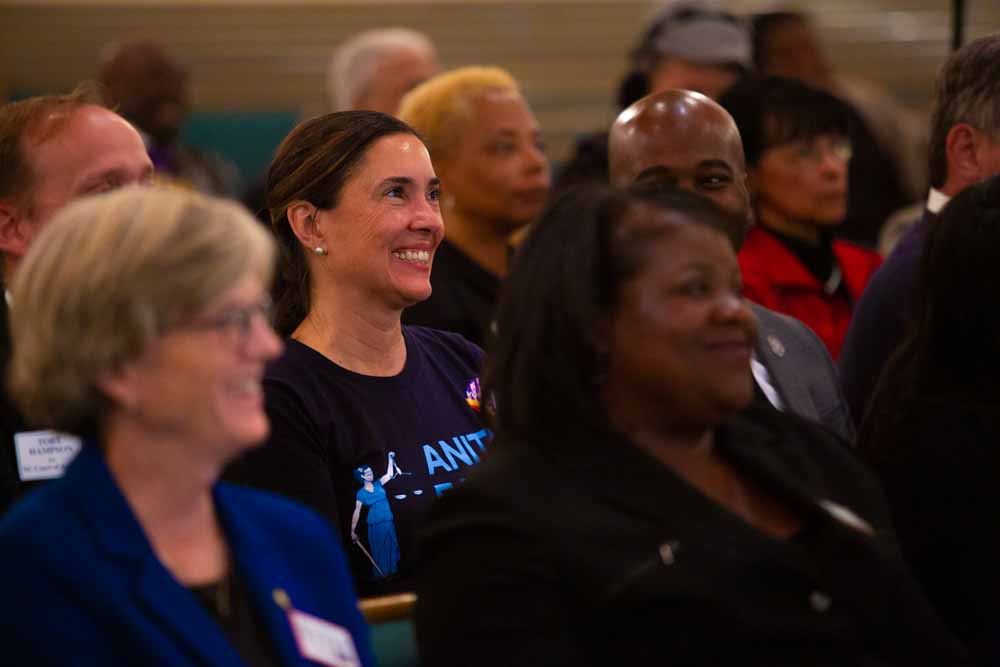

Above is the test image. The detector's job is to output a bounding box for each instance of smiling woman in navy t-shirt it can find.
[225,111,489,596]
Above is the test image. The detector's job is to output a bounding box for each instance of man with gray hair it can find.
[328,28,440,114]
[839,33,1000,427]
[242,29,439,219]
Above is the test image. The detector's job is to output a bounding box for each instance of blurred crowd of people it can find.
[1,2,1000,665]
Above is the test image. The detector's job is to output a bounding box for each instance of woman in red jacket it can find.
[719,76,881,358]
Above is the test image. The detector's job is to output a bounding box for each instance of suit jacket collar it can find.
[749,305,819,423]
[65,446,303,666]
[215,485,309,666]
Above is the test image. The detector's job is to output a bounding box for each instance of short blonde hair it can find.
[9,186,275,434]
[396,66,520,160]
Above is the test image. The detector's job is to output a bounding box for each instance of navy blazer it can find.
[0,445,375,667]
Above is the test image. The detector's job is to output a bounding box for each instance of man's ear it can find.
[945,123,983,188]
[0,200,34,262]
[285,201,325,251]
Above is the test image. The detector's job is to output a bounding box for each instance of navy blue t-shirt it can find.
[225,326,490,595]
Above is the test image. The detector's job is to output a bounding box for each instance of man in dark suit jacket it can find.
[839,34,1000,426]
[608,88,853,441]
[0,90,153,512]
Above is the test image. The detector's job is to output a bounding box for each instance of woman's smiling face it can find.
[603,206,758,428]
[107,275,283,459]
[314,132,444,310]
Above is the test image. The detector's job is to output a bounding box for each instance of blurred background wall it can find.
[3,0,997,184]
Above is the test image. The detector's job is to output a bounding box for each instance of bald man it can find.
[609,90,854,442]
[0,91,153,511]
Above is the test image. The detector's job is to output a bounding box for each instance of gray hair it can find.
[9,186,274,434]
[929,33,1000,188]
[328,28,436,111]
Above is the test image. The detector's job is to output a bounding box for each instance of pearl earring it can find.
[313,246,327,256]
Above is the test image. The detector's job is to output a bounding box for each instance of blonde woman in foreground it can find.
[0,187,373,667]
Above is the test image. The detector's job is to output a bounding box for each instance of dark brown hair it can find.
[265,110,417,335]
[485,182,739,447]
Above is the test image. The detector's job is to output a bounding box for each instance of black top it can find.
[189,569,282,667]
[416,405,967,666]
[862,397,1000,662]
[402,239,501,348]
[224,326,488,596]
[551,130,610,196]
[766,227,837,286]
[0,297,44,514]
[0,296,19,511]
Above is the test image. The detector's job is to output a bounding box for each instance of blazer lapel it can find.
[134,561,246,667]
[752,314,821,422]
[718,415,827,516]
[565,417,835,538]
[214,485,303,667]
[71,447,246,667]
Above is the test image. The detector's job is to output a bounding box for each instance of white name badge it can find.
[14,430,82,481]
[288,608,361,667]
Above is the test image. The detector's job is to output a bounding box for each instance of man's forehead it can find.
[629,130,742,175]
[614,101,741,159]
[646,107,740,147]
[26,106,148,187]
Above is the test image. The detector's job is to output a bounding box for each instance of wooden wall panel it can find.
[2,1,998,163]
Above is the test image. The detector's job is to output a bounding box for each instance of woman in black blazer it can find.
[861,175,1000,663]
[415,184,966,666]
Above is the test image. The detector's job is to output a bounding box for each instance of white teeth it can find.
[393,250,430,263]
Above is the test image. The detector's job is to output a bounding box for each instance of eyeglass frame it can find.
[185,295,275,348]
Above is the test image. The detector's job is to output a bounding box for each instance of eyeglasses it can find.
[188,296,274,347]
[777,137,854,167]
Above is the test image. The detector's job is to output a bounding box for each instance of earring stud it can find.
[313,246,327,256]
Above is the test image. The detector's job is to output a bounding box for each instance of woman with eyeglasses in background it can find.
[719,76,882,358]
[0,187,373,666]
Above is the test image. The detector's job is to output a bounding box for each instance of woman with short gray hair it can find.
[1,186,373,667]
